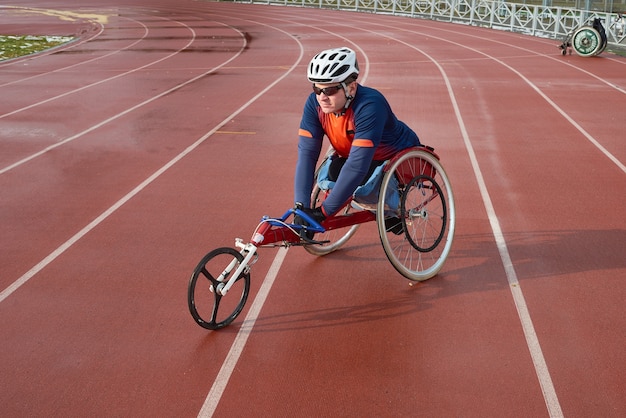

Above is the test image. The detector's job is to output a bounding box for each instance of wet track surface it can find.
[1,1,625,416]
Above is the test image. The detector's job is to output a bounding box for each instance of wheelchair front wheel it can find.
[188,247,250,330]
[377,149,455,281]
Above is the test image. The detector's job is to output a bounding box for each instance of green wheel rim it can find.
[572,27,601,57]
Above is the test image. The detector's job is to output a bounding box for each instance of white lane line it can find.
[0,20,240,176]
[396,18,626,174]
[339,21,564,417]
[0,16,144,88]
[437,59,565,418]
[197,246,289,418]
[426,48,566,418]
[1,24,301,303]
[185,16,305,416]
[0,16,194,120]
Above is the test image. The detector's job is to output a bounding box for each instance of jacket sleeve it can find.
[294,96,324,207]
[294,134,322,207]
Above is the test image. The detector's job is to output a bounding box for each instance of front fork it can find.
[212,218,274,296]
[213,239,258,296]
[212,206,323,296]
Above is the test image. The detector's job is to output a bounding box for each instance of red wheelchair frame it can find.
[188,146,455,330]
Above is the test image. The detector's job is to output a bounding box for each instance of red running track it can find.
[1,1,624,417]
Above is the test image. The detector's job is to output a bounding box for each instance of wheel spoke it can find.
[210,294,222,325]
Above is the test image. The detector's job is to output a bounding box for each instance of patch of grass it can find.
[0,35,74,61]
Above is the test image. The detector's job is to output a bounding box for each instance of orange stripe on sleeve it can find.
[298,128,313,138]
[352,139,374,147]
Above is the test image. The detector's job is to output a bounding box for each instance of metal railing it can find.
[231,0,625,47]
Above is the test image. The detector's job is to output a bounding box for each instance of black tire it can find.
[188,247,250,330]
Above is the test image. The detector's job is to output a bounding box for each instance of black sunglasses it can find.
[312,84,343,96]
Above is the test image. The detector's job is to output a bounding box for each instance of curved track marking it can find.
[2,4,623,417]
[397,19,626,94]
[0,20,243,175]
[0,16,196,120]
[267,12,568,416]
[0,26,248,301]
[189,15,306,416]
[340,16,625,174]
[0,6,105,70]
[0,16,148,88]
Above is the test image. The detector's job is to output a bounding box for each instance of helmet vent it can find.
[307,47,359,83]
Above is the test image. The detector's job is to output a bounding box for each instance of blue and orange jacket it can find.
[294,84,420,215]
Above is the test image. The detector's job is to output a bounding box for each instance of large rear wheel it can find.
[377,148,455,281]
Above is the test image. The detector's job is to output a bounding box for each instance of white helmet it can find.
[307,47,359,83]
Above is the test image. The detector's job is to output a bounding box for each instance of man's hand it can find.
[294,204,326,239]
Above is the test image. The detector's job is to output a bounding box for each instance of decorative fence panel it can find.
[232,0,626,47]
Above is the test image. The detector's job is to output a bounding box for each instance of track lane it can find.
[0,12,209,168]
[0,14,142,89]
[0,12,251,284]
[0,5,105,72]
[195,4,556,412]
[1,2,624,417]
[195,5,624,417]
[352,13,626,417]
[1,3,306,416]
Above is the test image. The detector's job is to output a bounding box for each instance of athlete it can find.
[294,47,421,233]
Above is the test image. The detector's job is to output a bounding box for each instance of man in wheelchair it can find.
[294,47,422,235]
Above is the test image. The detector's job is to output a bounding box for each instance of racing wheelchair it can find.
[187,146,455,330]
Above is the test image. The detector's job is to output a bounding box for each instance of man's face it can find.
[313,82,356,114]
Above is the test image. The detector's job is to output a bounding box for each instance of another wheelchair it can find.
[559,17,608,57]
